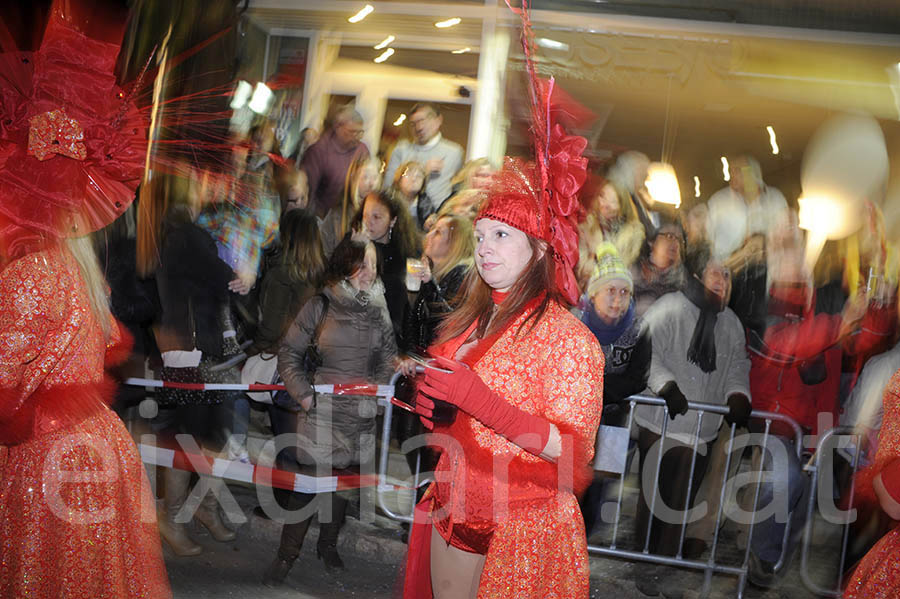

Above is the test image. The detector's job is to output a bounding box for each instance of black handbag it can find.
[273,293,330,411]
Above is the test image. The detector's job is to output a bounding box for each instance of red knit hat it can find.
[477,158,549,242]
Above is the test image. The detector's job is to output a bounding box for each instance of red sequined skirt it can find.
[0,408,171,598]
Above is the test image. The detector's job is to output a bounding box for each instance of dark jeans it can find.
[636,427,711,556]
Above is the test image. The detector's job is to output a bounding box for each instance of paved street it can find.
[161,480,846,599]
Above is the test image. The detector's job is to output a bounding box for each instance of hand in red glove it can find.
[415,394,435,430]
[417,355,551,455]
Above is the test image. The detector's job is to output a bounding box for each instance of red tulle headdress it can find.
[0,6,148,261]
[475,0,594,305]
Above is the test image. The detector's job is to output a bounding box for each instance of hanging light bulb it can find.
[393,113,407,126]
[693,176,701,198]
[434,17,461,28]
[721,157,730,182]
[645,162,681,208]
[374,48,395,63]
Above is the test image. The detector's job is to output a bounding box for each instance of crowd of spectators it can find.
[99,100,898,595]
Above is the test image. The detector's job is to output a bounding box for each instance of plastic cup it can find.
[406,258,425,291]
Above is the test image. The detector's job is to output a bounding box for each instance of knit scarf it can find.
[578,295,635,345]
[683,274,726,373]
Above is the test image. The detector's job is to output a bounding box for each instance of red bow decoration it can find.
[27,109,86,161]
[546,123,588,217]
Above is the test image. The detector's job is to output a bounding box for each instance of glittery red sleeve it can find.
[0,252,71,422]
[542,316,604,494]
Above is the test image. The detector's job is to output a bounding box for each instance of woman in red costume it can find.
[844,369,900,598]
[0,5,171,598]
[402,8,603,589]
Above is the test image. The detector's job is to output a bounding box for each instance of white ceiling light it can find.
[248,82,274,114]
[693,176,701,198]
[434,17,461,28]
[766,126,780,155]
[451,47,471,54]
[230,80,253,109]
[348,4,374,23]
[721,156,730,181]
[374,48,395,63]
[537,38,569,51]
[373,35,394,50]
[393,113,407,126]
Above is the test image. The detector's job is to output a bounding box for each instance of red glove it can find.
[415,394,436,430]
[417,355,551,455]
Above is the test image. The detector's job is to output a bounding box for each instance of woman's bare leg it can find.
[430,526,486,599]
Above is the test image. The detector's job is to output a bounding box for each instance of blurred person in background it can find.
[391,161,429,229]
[396,214,474,522]
[301,106,369,220]
[383,102,464,222]
[683,203,709,254]
[403,214,474,354]
[449,157,494,198]
[706,155,787,337]
[429,158,495,229]
[631,216,686,318]
[246,209,326,357]
[607,150,664,245]
[632,245,750,596]
[578,175,645,288]
[575,244,650,538]
[276,167,309,215]
[321,155,381,256]
[139,172,245,556]
[744,212,868,587]
[352,191,422,340]
[262,237,413,585]
[293,126,319,167]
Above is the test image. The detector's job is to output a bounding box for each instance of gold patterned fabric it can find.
[429,300,603,598]
[845,369,900,599]
[0,248,170,598]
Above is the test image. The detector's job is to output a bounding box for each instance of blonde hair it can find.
[66,235,113,340]
[431,214,474,281]
[451,158,491,190]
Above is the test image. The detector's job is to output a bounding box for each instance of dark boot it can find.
[158,468,202,557]
[263,492,314,587]
[316,493,347,574]
[194,477,236,542]
[262,557,294,588]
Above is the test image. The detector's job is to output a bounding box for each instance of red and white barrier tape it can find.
[124,377,394,400]
[138,443,421,494]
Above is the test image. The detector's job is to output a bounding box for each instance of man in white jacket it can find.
[383,103,464,221]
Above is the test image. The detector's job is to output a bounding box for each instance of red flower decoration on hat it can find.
[27,109,86,161]
[0,11,148,258]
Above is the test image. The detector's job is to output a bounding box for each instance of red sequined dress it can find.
[421,299,603,598]
[844,369,900,598]
[0,247,171,598]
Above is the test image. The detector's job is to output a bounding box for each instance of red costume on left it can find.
[0,248,171,599]
[0,4,171,597]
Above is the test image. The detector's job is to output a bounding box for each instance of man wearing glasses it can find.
[383,102,463,222]
[301,106,369,219]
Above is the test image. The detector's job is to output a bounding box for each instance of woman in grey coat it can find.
[263,237,408,585]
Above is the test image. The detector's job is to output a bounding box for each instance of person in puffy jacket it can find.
[262,236,412,586]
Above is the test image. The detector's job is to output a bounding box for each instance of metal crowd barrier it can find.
[800,425,862,598]
[374,389,817,598]
[585,395,804,599]
[128,375,856,598]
